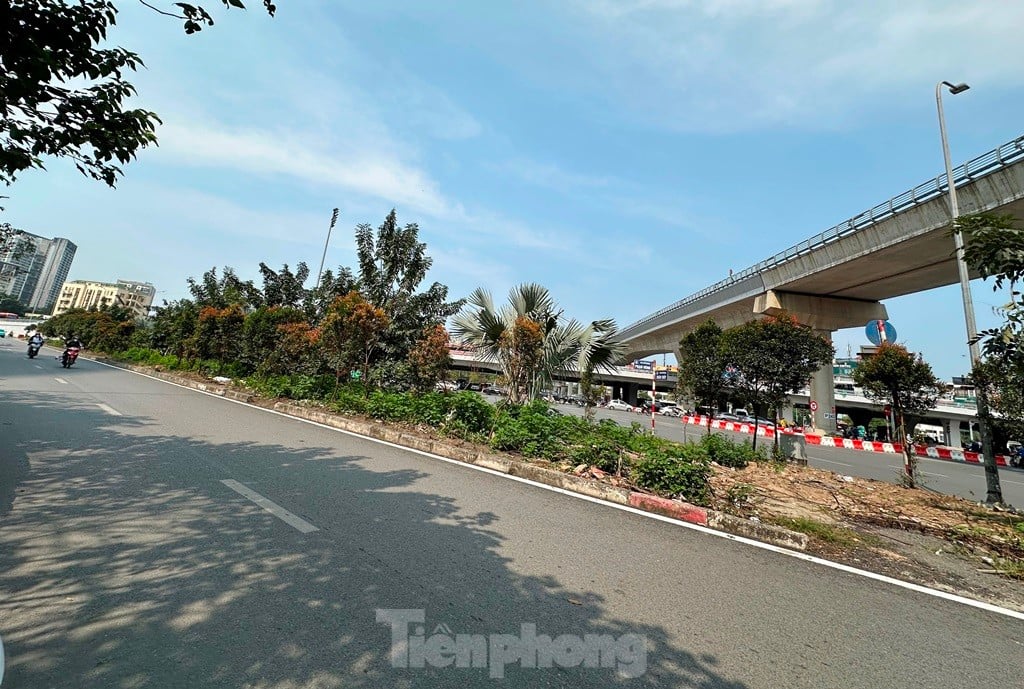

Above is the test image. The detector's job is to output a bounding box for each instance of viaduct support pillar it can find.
[809,330,836,434]
[754,290,889,436]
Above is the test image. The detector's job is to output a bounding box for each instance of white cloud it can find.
[564,0,1024,130]
[156,120,453,219]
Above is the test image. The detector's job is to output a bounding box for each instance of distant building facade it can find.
[0,232,77,312]
[52,279,157,317]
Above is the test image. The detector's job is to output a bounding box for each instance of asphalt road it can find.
[549,403,1024,506]
[1,344,1022,688]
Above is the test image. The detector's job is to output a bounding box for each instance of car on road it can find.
[714,412,742,422]
[606,399,634,412]
[659,405,685,417]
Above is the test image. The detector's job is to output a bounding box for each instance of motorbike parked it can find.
[61,346,81,368]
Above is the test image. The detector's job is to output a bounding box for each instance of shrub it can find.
[441,392,494,439]
[700,433,762,468]
[631,444,712,505]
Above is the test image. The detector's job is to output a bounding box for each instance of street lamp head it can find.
[943,81,970,95]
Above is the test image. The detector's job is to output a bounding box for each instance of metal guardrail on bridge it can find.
[622,134,1024,336]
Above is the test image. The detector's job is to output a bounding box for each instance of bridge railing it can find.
[623,134,1024,336]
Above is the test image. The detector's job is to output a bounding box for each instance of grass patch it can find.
[993,557,1024,580]
[772,517,879,548]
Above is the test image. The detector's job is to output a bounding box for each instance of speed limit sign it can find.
[809,400,818,412]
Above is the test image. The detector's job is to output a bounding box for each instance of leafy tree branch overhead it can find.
[0,0,278,188]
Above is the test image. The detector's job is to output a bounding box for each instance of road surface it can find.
[1,344,1021,688]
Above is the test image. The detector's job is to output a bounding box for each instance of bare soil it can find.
[710,462,1024,611]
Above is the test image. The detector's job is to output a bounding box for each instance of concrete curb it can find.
[94,358,810,551]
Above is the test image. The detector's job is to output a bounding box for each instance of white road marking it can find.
[812,458,854,467]
[220,479,319,534]
[34,365,42,369]
[54,377,68,385]
[87,357,1024,621]
[1003,479,1024,486]
[96,403,122,417]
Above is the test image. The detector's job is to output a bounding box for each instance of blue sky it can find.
[6,0,1024,379]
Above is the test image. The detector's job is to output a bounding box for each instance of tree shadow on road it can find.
[0,391,749,688]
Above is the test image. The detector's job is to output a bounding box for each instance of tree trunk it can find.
[974,377,1004,503]
[751,417,759,451]
[896,400,915,488]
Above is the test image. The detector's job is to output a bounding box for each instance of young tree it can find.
[150,299,200,364]
[187,267,260,310]
[677,320,728,434]
[407,325,453,393]
[853,344,941,487]
[319,292,388,392]
[1,0,277,188]
[720,315,834,451]
[353,210,462,369]
[266,322,320,375]
[958,211,1024,503]
[258,262,310,309]
[499,316,545,404]
[195,304,245,372]
[239,305,305,373]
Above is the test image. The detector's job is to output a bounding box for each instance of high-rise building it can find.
[52,279,156,317]
[0,231,77,312]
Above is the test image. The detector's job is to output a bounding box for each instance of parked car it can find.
[606,399,634,412]
[467,383,483,392]
[435,380,459,392]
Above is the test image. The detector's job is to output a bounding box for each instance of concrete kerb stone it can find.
[93,358,810,551]
[628,492,709,525]
[707,511,810,551]
[510,461,631,505]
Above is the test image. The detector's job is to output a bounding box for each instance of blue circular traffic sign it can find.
[865,320,897,346]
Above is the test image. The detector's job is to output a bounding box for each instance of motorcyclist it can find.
[64,334,83,349]
[28,332,44,347]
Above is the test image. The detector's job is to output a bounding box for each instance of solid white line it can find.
[85,356,1024,621]
[220,479,319,534]
[96,403,122,417]
[54,377,68,385]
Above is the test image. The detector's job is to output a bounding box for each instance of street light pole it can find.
[936,80,1003,503]
[315,208,340,294]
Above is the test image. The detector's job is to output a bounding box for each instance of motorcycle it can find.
[61,346,81,368]
[27,341,42,358]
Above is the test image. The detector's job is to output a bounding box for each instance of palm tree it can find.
[451,283,625,407]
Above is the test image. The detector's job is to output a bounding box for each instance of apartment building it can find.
[52,279,157,317]
[0,232,77,312]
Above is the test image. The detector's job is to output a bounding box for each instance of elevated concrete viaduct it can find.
[619,135,1024,432]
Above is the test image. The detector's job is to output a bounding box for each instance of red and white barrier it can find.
[682,417,1020,467]
[912,445,1010,467]
[806,434,900,453]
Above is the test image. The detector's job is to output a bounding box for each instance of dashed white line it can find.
[96,403,122,417]
[34,365,42,369]
[54,377,68,385]
[220,479,319,534]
